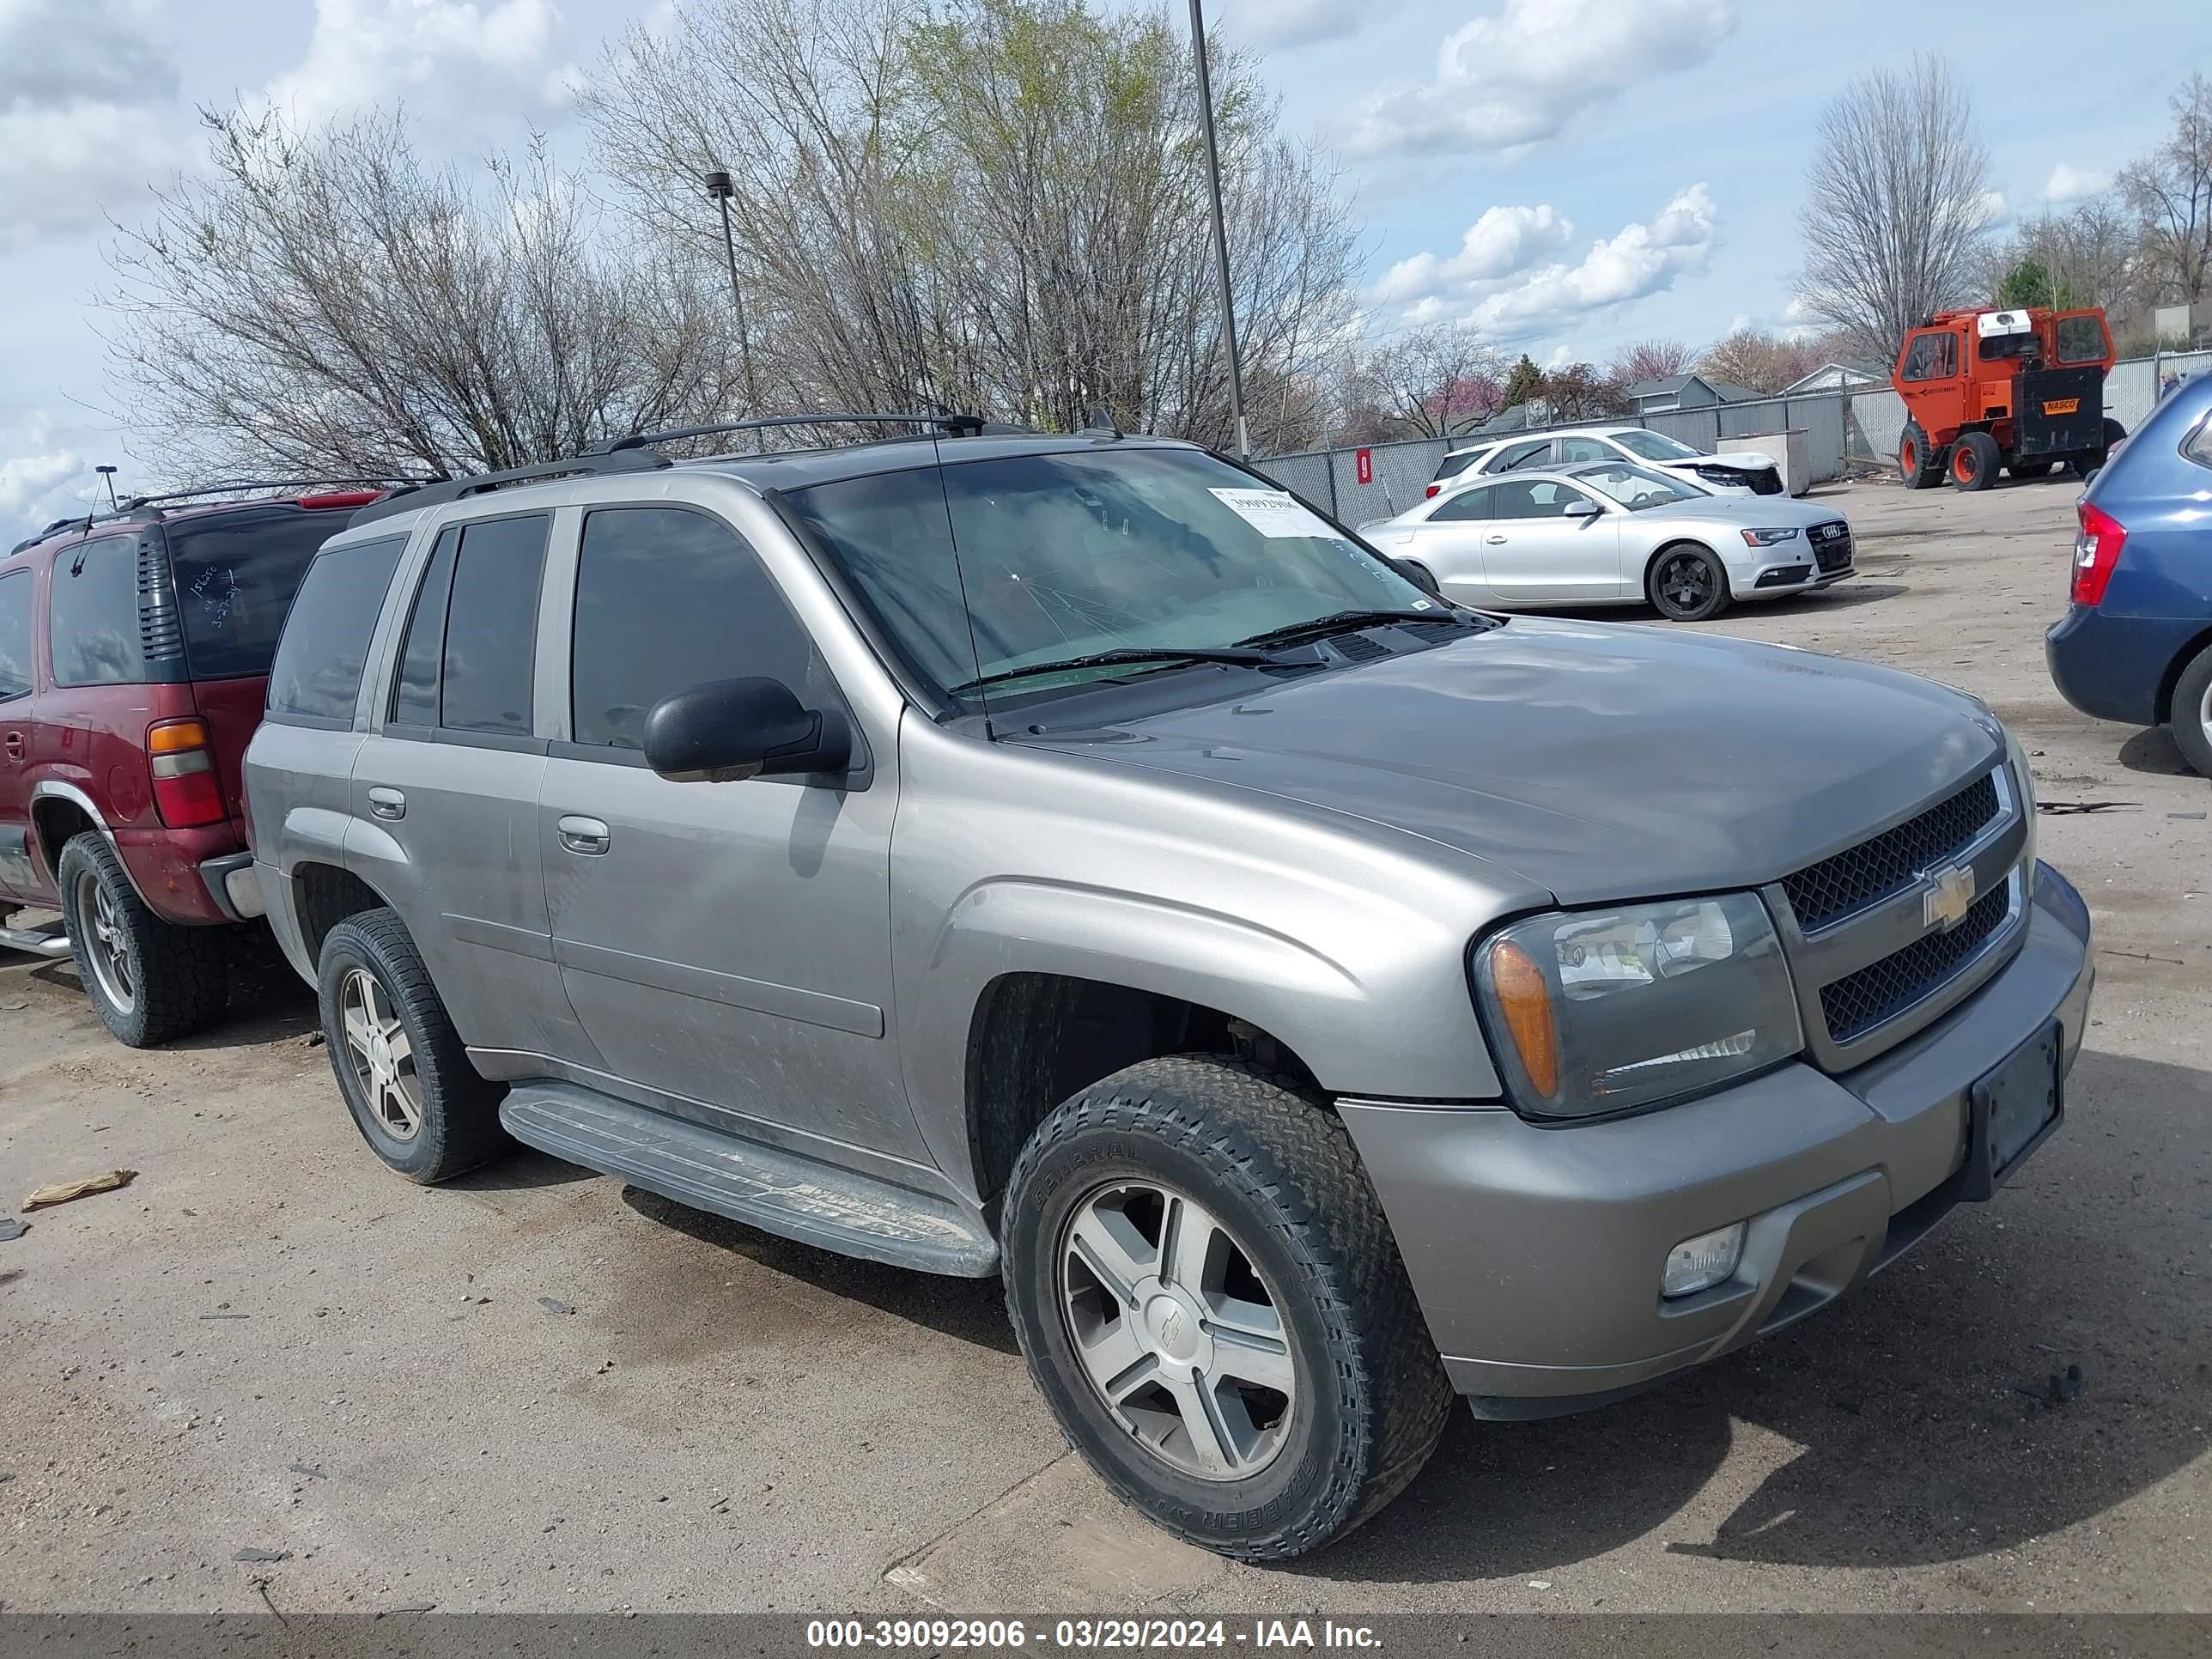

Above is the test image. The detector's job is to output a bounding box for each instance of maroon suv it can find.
[0,488,386,1044]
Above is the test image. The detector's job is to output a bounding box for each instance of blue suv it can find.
[2047,374,2212,776]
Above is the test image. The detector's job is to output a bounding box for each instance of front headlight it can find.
[1740,526,1801,546]
[1473,893,1803,1120]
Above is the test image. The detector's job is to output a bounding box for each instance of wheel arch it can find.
[2155,623,2212,726]
[962,970,1327,1211]
[1642,537,1726,596]
[28,783,148,903]
[289,860,398,965]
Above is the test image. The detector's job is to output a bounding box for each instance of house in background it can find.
[1779,362,1885,395]
[1624,373,1761,415]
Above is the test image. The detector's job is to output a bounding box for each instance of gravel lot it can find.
[2,474,2206,1618]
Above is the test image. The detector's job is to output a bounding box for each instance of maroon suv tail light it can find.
[2071,501,2126,606]
[147,719,226,829]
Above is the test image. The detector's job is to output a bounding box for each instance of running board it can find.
[0,921,72,959]
[499,1083,999,1277]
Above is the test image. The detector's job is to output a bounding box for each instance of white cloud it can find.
[1974,189,2010,230]
[1378,185,1719,344]
[1338,0,1736,158]
[1367,204,1572,304]
[264,0,573,138]
[0,421,91,542]
[1218,0,1398,50]
[2043,162,2110,204]
[0,0,185,251]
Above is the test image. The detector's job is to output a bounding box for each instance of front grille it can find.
[1782,771,2001,932]
[1820,884,2011,1042]
[1814,531,1852,573]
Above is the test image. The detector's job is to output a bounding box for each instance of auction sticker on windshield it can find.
[1209,488,1341,539]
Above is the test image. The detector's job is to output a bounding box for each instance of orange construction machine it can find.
[1892,306,2124,490]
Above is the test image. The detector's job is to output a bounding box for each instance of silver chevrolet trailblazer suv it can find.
[245,416,2094,1560]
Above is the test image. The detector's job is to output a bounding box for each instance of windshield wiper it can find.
[1235,609,1453,650]
[945,646,1277,696]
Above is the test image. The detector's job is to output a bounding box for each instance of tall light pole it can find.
[1187,0,1249,458]
[702,168,760,417]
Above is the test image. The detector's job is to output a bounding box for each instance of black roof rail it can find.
[588,411,989,454]
[123,476,434,509]
[347,451,672,528]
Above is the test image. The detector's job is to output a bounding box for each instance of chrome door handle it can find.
[1484,535,1507,544]
[367,787,405,821]
[2,731,22,761]
[557,815,611,855]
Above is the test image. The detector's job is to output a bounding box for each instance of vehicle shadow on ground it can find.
[453,1146,599,1190]
[618,1184,1019,1355]
[1288,1046,2210,1583]
[2117,726,2196,778]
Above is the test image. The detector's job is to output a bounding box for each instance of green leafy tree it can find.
[1996,257,2074,309]
[1502,354,1544,407]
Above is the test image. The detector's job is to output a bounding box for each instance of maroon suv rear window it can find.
[165,506,344,681]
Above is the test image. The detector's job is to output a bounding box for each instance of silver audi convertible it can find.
[1361,460,1856,622]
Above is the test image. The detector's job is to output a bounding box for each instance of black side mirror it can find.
[642,677,853,783]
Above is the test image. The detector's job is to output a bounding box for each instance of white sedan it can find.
[1427,425,1784,499]
[1363,462,1854,623]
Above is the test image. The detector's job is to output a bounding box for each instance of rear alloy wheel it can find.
[1647,544,1731,622]
[55,835,228,1047]
[1899,421,1946,489]
[1949,429,2000,491]
[2170,642,2212,780]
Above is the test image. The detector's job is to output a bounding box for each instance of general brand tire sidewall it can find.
[1004,1124,1349,1542]
[318,926,442,1179]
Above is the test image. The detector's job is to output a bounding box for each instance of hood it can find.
[1028,617,1999,905]
[1633,494,1843,531]
[1676,451,1778,472]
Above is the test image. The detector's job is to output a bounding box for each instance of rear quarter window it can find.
[48,537,149,687]
[265,535,409,724]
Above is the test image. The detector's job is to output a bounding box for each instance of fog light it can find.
[1662,1223,1746,1298]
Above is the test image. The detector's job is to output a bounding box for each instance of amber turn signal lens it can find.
[146,718,210,755]
[1487,939,1559,1101]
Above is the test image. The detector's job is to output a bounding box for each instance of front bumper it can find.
[1340,860,2093,1417]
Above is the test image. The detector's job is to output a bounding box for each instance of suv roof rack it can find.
[588,411,991,454]
[347,451,673,528]
[123,476,432,509]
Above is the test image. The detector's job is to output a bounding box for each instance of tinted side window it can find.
[1556,436,1610,463]
[391,527,459,727]
[1486,440,1552,473]
[0,570,32,700]
[48,538,148,687]
[166,507,344,681]
[265,536,408,722]
[1433,452,1479,482]
[571,507,817,751]
[1491,481,1583,520]
[440,516,548,737]
[1431,486,1494,523]
[1900,331,1957,382]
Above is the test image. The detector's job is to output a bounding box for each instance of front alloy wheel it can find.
[1649,544,1729,622]
[1060,1180,1296,1480]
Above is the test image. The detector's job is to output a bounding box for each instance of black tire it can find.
[1645,542,1731,623]
[1000,1055,1452,1561]
[317,908,507,1183]
[1398,559,1442,599]
[2103,416,2128,450]
[2073,418,2130,481]
[1949,428,2000,491]
[1899,421,1946,489]
[56,834,228,1048]
[2169,642,2212,781]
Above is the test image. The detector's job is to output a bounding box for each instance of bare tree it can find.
[1365,323,1504,438]
[1536,363,1631,421]
[1796,54,1992,358]
[579,0,1361,451]
[1609,338,1694,386]
[2120,74,2212,307]
[1698,326,1814,394]
[1984,194,2141,316]
[103,106,744,481]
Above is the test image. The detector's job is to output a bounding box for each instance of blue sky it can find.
[3,0,2206,535]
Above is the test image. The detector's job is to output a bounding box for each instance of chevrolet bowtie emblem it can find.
[1922,864,1976,932]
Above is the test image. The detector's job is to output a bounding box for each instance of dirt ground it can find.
[2,473,2207,1619]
